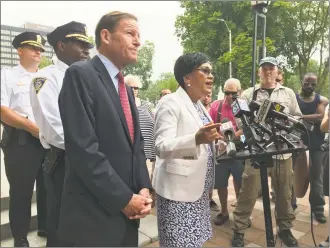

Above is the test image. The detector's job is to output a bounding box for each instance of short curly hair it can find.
[174,52,210,89]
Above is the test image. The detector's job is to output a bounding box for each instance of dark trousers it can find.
[309,150,326,214]
[43,150,68,247]
[2,129,47,239]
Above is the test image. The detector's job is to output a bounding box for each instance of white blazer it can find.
[152,87,216,202]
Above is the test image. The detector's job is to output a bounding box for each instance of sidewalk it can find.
[1,155,328,247]
[145,161,329,247]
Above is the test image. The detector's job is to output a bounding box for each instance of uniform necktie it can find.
[117,72,134,143]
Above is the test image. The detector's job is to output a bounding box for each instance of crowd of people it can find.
[0,10,329,248]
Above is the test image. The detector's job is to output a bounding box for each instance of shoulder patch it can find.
[33,77,47,94]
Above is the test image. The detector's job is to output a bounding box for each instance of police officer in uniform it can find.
[0,32,47,247]
[30,21,93,247]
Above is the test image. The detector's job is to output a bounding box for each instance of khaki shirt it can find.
[241,83,302,160]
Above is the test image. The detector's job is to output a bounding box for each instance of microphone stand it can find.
[217,131,306,247]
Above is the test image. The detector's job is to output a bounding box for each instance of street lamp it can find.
[250,0,271,88]
[220,19,232,78]
[251,1,271,14]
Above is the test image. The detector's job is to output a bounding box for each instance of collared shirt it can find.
[97,53,120,93]
[241,83,302,117]
[30,59,69,150]
[241,83,303,160]
[1,63,39,123]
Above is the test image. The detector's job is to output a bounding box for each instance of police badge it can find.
[36,35,42,44]
[33,77,47,94]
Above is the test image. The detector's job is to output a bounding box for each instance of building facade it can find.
[1,23,55,69]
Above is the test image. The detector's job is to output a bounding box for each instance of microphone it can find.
[255,99,272,123]
[231,98,251,117]
[251,99,303,125]
[220,118,237,156]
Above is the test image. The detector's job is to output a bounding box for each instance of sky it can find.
[1,1,185,81]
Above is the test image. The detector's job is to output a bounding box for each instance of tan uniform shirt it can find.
[241,83,302,159]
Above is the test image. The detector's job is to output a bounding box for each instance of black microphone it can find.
[220,118,237,156]
[231,98,251,117]
[250,99,303,125]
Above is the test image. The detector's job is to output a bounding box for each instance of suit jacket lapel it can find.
[91,56,132,146]
[199,102,217,165]
[176,87,203,128]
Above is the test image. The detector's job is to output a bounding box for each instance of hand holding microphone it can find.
[220,118,237,157]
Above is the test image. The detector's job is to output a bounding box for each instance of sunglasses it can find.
[130,86,139,90]
[276,79,282,82]
[224,91,238,96]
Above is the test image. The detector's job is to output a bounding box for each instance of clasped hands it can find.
[122,188,153,220]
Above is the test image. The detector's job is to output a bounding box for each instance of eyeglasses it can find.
[130,86,139,90]
[196,68,212,76]
[224,91,238,96]
[276,79,283,82]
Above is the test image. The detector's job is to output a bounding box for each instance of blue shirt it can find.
[97,53,120,93]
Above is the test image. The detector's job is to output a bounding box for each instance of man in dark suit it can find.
[57,11,153,247]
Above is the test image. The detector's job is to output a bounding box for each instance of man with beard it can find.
[296,73,329,224]
[30,21,93,246]
[231,57,302,247]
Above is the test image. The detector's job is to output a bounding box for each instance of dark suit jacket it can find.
[57,56,152,246]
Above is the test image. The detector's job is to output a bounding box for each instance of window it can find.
[1,41,11,47]
[1,53,11,58]
[11,31,21,36]
[1,35,11,41]
[1,58,12,64]
[1,47,11,52]
[1,29,10,35]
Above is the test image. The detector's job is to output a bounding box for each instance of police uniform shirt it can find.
[1,64,39,123]
[30,59,68,150]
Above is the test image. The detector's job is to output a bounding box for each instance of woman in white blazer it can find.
[152,53,222,247]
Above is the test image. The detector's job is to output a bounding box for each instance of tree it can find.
[175,1,329,91]
[175,1,277,89]
[139,72,177,105]
[123,40,155,90]
[39,56,52,69]
[88,36,95,46]
[286,59,329,96]
[269,1,329,81]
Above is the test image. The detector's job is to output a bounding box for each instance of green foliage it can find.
[139,72,177,105]
[123,40,155,90]
[175,1,329,92]
[286,59,329,96]
[39,56,52,69]
[88,36,95,46]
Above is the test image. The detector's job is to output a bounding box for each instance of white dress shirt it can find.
[1,64,38,123]
[97,53,119,93]
[30,59,69,150]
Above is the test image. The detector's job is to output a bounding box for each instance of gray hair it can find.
[224,78,241,90]
[124,74,142,88]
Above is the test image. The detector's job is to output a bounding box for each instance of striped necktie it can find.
[117,72,134,143]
